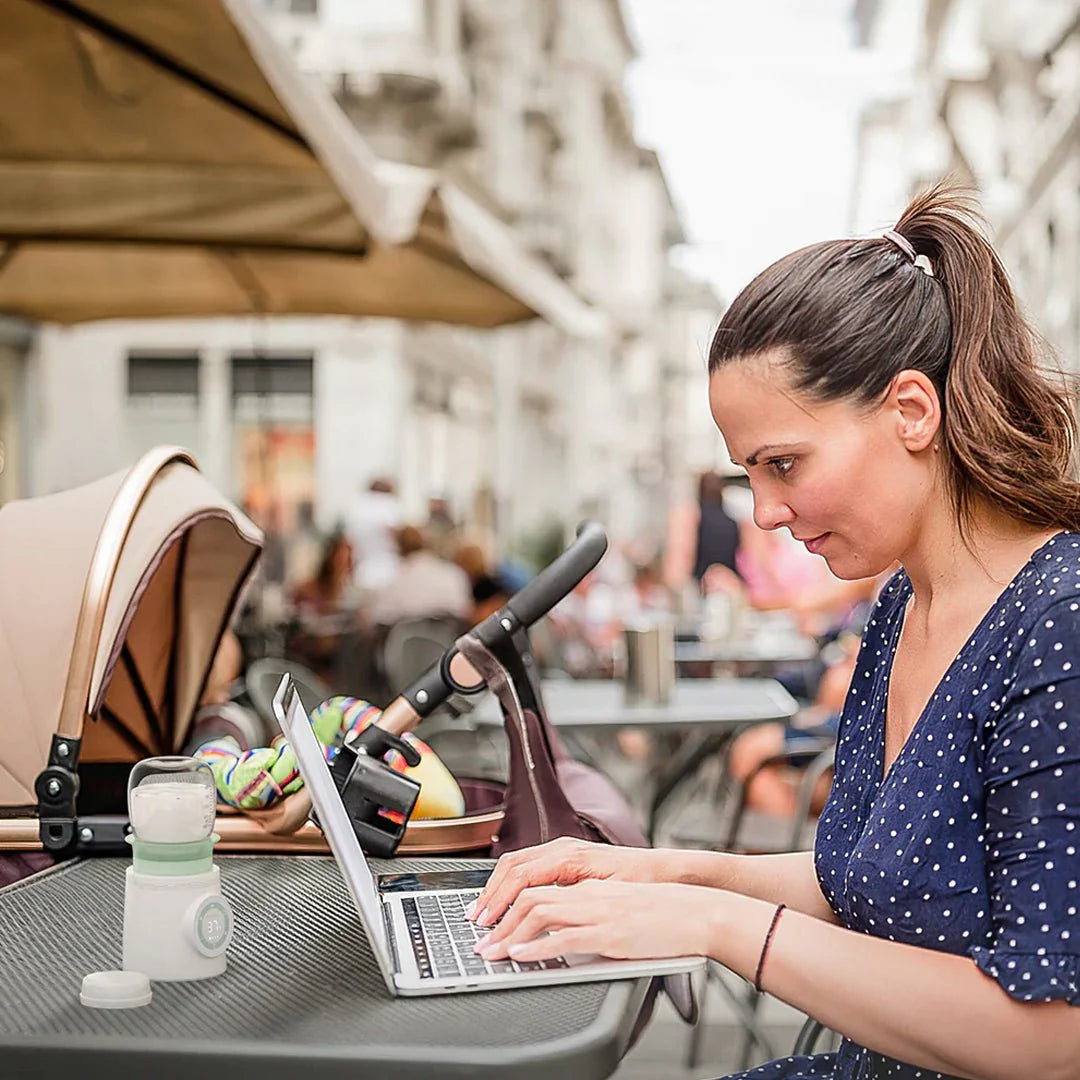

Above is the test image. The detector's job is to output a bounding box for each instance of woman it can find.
[291,532,354,615]
[464,184,1080,1079]
[288,532,355,678]
[453,541,512,624]
[726,625,859,819]
[693,470,743,584]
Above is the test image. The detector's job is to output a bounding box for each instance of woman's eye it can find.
[767,457,795,478]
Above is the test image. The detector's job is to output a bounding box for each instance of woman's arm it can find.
[663,848,839,923]
[469,841,839,928]
[710,891,1080,1080]
[479,879,1080,1080]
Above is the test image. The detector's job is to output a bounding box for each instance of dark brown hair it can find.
[395,524,426,557]
[708,181,1080,535]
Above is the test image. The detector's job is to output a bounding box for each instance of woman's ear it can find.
[889,369,941,453]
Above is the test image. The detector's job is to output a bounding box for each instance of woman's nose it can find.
[752,492,795,532]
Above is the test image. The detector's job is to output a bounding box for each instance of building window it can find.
[230,354,311,406]
[127,351,199,411]
[230,353,316,580]
[125,351,202,462]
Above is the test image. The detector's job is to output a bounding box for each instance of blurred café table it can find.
[475,677,798,842]
[674,605,820,679]
[674,633,818,674]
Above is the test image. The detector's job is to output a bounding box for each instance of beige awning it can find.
[0,0,605,337]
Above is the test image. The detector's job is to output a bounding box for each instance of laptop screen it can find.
[271,674,397,993]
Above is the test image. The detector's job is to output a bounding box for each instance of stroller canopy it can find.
[0,447,262,809]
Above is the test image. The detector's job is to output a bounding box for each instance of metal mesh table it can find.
[0,855,648,1079]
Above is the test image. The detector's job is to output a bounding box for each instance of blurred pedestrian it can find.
[343,478,403,593]
[426,495,458,560]
[287,532,356,680]
[454,542,511,623]
[370,525,471,625]
[290,532,354,617]
[692,470,742,585]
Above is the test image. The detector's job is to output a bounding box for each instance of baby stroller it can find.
[0,446,262,860]
[252,522,637,860]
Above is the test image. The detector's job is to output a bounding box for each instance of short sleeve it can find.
[969,597,1080,1002]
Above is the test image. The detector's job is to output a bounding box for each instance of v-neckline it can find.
[876,533,1062,789]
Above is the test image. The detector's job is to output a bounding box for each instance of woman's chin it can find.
[824,547,891,582]
[819,548,856,579]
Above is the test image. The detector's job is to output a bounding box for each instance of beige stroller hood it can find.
[0,446,262,852]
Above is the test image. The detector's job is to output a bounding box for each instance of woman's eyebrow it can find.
[742,444,792,467]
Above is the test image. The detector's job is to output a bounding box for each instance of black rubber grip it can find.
[394,521,607,719]
[506,520,607,629]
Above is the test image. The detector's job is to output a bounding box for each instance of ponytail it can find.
[895,184,1080,535]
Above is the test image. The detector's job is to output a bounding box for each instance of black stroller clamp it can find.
[328,725,422,858]
[35,734,82,852]
[340,521,608,857]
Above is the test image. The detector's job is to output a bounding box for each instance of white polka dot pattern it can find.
[723,533,1080,1080]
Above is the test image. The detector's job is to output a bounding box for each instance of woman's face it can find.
[708,354,939,580]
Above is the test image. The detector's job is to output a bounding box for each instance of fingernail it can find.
[475,907,490,926]
[464,901,476,919]
[508,944,526,958]
[473,940,487,955]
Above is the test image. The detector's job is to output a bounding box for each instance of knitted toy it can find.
[195,696,466,819]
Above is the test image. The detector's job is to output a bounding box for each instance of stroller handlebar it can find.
[376,521,608,735]
[505,520,608,629]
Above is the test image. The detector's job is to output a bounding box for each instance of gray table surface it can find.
[475,677,798,731]
[0,854,649,1080]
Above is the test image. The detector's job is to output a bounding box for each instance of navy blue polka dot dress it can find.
[725,532,1080,1079]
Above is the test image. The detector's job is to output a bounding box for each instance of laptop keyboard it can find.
[401,890,569,981]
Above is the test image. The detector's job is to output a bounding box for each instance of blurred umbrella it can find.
[0,0,605,336]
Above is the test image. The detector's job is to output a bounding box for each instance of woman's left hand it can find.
[474,879,717,963]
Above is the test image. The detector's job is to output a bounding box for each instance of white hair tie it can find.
[883,229,934,277]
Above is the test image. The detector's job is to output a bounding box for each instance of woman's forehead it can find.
[711,353,797,399]
[710,360,864,454]
[711,360,816,426]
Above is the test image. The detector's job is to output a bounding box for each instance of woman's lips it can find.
[803,533,830,554]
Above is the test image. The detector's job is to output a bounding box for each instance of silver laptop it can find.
[273,674,703,996]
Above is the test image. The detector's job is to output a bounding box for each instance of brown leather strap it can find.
[456,633,586,851]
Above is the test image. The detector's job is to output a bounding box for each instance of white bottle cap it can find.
[80,970,152,1009]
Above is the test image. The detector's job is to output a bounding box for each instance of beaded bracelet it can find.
[753,903,786,993]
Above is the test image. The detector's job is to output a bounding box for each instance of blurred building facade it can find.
[20,0,719,575]
[852,0,1080,371]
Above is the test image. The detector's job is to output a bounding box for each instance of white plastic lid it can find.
[80,970,152,1009]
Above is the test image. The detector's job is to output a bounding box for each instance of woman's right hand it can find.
[466,837,664,927]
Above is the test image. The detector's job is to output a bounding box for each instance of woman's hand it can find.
[466,838,666,927]
[474,879,717,962]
